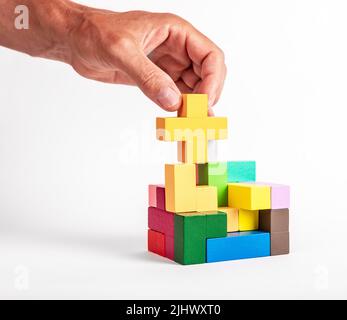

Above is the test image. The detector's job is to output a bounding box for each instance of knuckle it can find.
[109,35,135,52]
[140,69,159,91]
[216,47,225,61]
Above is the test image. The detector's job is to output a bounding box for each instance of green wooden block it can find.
[206,211,227,238]
[227,161,256,182]
[174,214,206,265]
[174,212,227,265]
[197,162,228,206]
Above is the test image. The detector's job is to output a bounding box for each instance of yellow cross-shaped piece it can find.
[156,94,228,164]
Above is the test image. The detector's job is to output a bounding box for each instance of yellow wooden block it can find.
[196,186,218,212]
[219,207,239,232]
[156,117,228,141]
[165,164,196,213]
[178,94,208,118]
[228,183,271,210]
[239,209,259,231]
[177,138,208,164]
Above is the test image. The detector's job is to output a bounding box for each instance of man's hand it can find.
[0,1,226,113]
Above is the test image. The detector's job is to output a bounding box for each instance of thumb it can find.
[120,49,181,111]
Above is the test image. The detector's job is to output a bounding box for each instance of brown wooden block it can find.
[271,232,289,256]
[259,209,289,233]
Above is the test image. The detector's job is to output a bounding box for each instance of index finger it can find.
[186,28,226,107]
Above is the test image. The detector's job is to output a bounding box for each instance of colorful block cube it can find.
[150,94,290,265]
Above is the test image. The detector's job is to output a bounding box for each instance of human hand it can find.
[68,9,226,114]
[0,1,226,113]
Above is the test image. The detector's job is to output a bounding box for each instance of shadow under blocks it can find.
[148,94,290,265]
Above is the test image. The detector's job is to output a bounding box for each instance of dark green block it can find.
[197,164,209,185]
[227,161,256,182]
[197,162,228,206]
[174,212,228,265]
[206,212,227,238]
[174,214,206,265]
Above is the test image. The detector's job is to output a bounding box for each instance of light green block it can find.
[197,162,228,206]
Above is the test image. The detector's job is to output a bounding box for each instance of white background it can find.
[1,0,347,299]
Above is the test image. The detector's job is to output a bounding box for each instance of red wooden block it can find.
[148,229,165,257]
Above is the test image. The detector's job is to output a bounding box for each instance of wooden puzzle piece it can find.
[197,162,228,206]
[165,235,175,260]
[228,183,271,210]
[174,211,227,265]
[156,94,228,164]
[156,117,228,141]
[206,231,270,263]
[165,164,196,213]
[227,161,256,182]
[148,207,174,237]
[218,207,239,232]
[239,209,259,231]
[270,232,290,256]
[178,94,208,118]
[250,182,290,209]
[177,138,208,164]
[196,186,218,212]
[148,184,165,208]
[148,229,166,257]
[148,185,158,208]
[259,208,289,233]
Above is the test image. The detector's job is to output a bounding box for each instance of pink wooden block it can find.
[148,185,158,208]
[248,182,290,209]
[270,183,290,209]
[148,207,174,237]
[148,184,165,208]
[165,235,174,260]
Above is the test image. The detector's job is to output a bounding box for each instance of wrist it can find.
[32,0,85,63]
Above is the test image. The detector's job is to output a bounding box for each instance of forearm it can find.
[0,0,83,62]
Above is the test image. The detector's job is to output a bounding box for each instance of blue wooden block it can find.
[206,231,270,262]
[227,161,256,182]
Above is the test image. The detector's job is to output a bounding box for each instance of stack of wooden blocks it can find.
[148,94,290,265]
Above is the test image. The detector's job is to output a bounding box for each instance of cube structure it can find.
[147,94,290,264]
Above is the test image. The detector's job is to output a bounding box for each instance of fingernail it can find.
[157,87,180,110]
